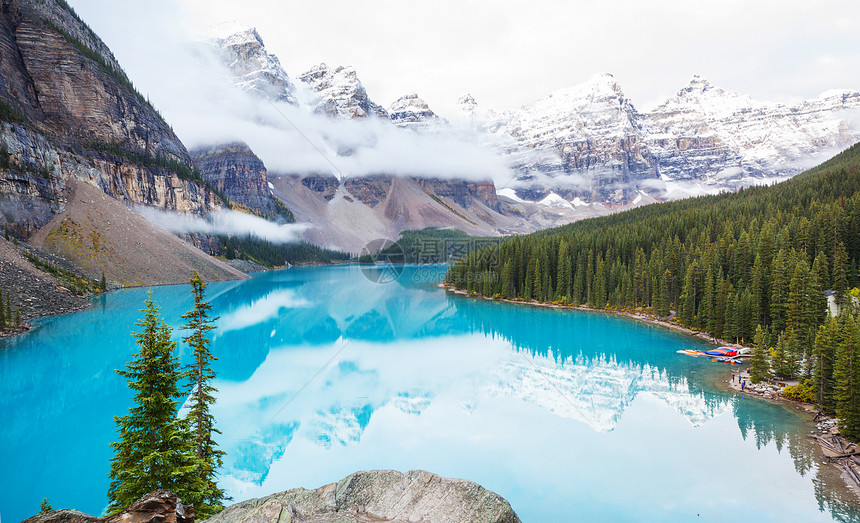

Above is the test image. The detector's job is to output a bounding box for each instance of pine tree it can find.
[699,266,715,333]
[787,259,811,347]
[595,254,607,307]
[751,253,767,326]
[834,241,850,307]
[524,257,534,300]
[770,249,789,332]
[772,332,792,379]
[0,288,5,331]
[808,254,829,346]
[749,325,771,384]
[714,273,727,338]
[679,262,698,326]
[813,318,838,411]
[181,272,226,517]
[100,272,107,292]
[107,295,205,513]
[834,315,860,440]
[556,240,569,300]
[656,269,672,317]
[500,261,512,299]
[39,498,52,514]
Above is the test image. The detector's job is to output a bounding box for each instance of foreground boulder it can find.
[203,470,520,523]
[23,491,193,523]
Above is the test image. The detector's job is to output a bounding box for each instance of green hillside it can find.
[447,142,860,385]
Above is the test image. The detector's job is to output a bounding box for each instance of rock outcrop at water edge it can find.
[202,469,521,523]
[22,490,194,523]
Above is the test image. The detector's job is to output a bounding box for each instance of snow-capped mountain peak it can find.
[464,72,860,205]
[297,63,388,119]
[458,93,478,108]
[388,93,438,127]
[662,75,769,117]
[214,28,298,105]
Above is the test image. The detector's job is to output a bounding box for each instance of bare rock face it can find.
[202,470,521,523]
[22,491,194,523]
[388,93,438,128]
[0,0,221,237]
[344,175,392,207]
[416,177,502,212]
[191,142,288,219]
[300,173,341,200]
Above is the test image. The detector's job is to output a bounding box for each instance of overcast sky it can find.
[69,0,859,116]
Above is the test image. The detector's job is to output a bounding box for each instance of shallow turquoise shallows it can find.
[1,265,858,522]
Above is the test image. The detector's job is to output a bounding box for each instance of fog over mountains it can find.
[209,27,859,207]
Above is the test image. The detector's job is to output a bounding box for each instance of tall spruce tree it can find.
[181,271,225,517]
[749,325,771,384]
[834,315,860,440]
[834,241,850,307]
[771,332,792,378]
[107,295,204,513]
[813,318,838,411]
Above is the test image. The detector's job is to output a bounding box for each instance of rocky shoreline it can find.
[22,470,520,523]
[204,469,520,523]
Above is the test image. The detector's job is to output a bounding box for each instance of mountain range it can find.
[0,3,857,315]
[199,27,860,249]
[462,73,859,202]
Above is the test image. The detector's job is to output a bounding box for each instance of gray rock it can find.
[22,490,193,523]
[203,470,521,523]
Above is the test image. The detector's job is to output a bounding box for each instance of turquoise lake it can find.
[2,264,859,522]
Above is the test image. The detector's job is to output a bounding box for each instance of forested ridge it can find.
[447,143,860,428]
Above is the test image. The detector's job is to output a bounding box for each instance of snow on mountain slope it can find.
[645,75,860,183]
[388,93,439,128]
[214,28,298,105]
[538,192,575,210]
[205,26,859,231]
[462,74,860,205]
[297,63,389,119]
[457,74,654,204]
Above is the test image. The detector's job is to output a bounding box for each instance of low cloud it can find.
[136,207,309,244]
[71,6,516,187]
[219,289,310,332]
[196,100,515,184]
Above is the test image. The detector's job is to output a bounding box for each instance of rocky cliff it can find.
[0,0,222,238]
[191,141,292,221]
[202,470,520,523]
